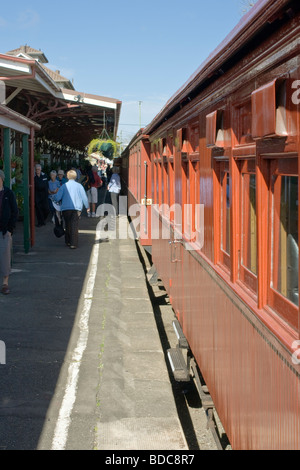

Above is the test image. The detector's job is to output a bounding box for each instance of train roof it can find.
[144,0,298,134]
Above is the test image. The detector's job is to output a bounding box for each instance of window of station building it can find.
[268,158,298,328]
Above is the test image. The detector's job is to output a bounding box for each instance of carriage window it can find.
[158,162,162,207]
[266,158,299,329]
[153,161,158,205]
[238,159,257,294]
[214,160,231,271]
[221,169,230,255]
[242,173,257,274]
[191,161,200,239]
[271,174,298,306]
[162,162,168,215]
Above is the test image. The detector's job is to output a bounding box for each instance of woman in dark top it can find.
[0,169,18,294]
[34,164,49,226]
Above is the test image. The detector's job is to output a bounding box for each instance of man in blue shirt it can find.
[53,169,89,249]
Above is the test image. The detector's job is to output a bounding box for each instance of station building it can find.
[0,45,121,251]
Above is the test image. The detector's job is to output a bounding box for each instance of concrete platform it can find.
[0,212,187,450]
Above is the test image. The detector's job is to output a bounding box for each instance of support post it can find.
[29,128,35,247]
[22,134,30,253]
[3,128,11,187]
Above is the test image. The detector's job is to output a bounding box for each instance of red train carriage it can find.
[121,130,152,248]
[123,0,300,449]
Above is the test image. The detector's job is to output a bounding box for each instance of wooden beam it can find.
[4,87,23,105]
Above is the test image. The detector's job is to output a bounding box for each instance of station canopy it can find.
[0,46,121,151]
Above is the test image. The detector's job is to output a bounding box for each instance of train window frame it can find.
[157,160,162,209]
[238,158,258,294]
[137,147,141,203]
[152,146,158,205]
[162,160,169,216]
[267,157,299,330]
[181,157,190,239]
[169,160,175,223]
[175,125,201,245]
[188,160,201,244]
[214,158,231,272]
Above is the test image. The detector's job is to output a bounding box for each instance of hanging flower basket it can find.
[87,129,119,160]
[87,139,118,159]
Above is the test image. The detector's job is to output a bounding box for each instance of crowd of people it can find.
[34,162,121,245]
[0,160,121,295]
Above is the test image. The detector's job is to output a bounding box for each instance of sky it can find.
[0,0,255,147]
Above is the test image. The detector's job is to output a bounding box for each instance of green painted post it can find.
[22,134,30,253]
[3,128,11,187]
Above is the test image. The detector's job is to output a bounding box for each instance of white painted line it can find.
[51,241,99,450]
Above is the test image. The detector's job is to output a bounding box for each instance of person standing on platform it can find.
[34,164,49,227]
[53,169,89,249]
[87,165,103,217]
[0,170,18,295]
[48,170,60,223]
[57,169,67,186]
[107,167,121,216]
